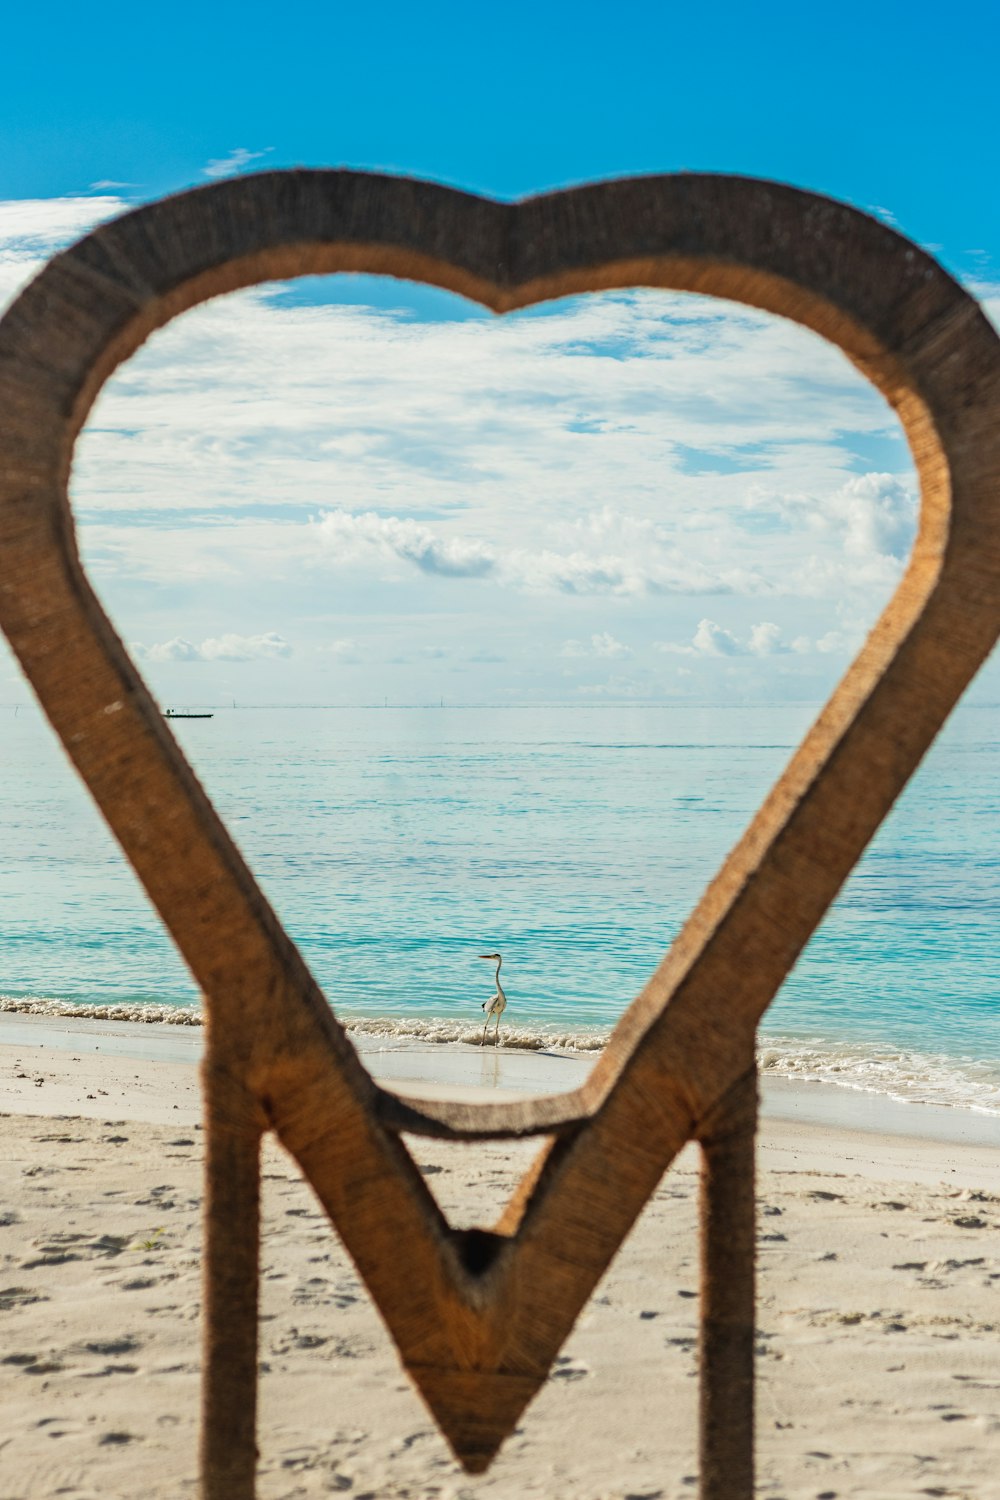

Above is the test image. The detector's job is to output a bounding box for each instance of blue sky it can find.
[4,0,999,278]
[1,0,998,706]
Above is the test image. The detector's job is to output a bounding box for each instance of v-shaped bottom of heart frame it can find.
[246,999,717,1476]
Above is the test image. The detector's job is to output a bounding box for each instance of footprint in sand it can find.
[23,1231,131,1267]
[4,1353,65,1374]
[83,1336,142,1356]
[0,1285,50,1309]
[21,1250,81,1269]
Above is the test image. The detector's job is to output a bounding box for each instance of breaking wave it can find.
[1,995,204,1026]
[0,995,608,1053]
[340,1014,608,1052]
[759,1035,1000,1117]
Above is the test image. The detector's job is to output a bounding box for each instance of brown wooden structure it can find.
[0,171,997,1500]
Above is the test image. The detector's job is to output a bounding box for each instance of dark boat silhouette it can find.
[164,708,214,719]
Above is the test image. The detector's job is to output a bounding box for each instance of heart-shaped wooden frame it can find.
[1,172,998,1496]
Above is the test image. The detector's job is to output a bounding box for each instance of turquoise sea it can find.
[1,700,997,1113]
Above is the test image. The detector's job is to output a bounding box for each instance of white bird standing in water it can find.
[478,952,507,1046]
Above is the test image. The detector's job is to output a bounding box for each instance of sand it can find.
[3,1018,1000,1499]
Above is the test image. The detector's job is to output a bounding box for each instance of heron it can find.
[478,952,507,1046]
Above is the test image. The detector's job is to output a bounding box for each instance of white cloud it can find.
[816,629,855,654]
[748,621,783,656]
[592,631,630,659]
[693,619,741,656]
[136,631,291,662]
[560,632,631,660]
[743,471,917,577]
[311,502,770,599]
[202,148,273,179]
[829,472,916,561]
[315,509,495,578]
[0,195,126,308]
[658,618,790,657]
[319,638,362,663]
[137,637,200,662]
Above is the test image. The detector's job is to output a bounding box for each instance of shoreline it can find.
[4,1007,1000,1155]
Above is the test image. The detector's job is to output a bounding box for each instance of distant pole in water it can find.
[478,952,507,1046]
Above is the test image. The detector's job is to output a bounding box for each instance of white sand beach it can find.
[3,1013,1000,1500]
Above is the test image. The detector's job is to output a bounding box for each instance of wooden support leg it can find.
[201,1079,263,1500]
[698,1063,757,1500]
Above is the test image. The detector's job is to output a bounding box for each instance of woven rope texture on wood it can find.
[0,171,998,1500]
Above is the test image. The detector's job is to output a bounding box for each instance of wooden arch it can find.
[0,171,997,1500]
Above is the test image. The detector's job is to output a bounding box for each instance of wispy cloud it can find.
[202,148,273,179]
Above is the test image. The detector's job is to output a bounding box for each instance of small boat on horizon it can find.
[164,708,214,720]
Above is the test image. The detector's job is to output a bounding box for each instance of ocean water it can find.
[1,701,997,1113]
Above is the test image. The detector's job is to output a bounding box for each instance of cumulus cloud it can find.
[748,621,783,656]
[658,618,790,657]
[136,631,291,662]
[693,619,741,656]
[315,509,496,579]
[742,471,917,583]
[592,631,630,659]
[829,472,916,561]
[561,632,631,660]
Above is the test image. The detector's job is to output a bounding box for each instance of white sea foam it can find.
[759,1035,1000,1117]
[3,995,999,1114]
[340,1014,608,1052]
[0,996,204,1026]
[0,996,607,1052]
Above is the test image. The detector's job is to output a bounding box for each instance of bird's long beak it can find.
[477,953,496,960]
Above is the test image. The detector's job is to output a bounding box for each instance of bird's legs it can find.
[480,1014,491,1046]
[493,1012,501,1046]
